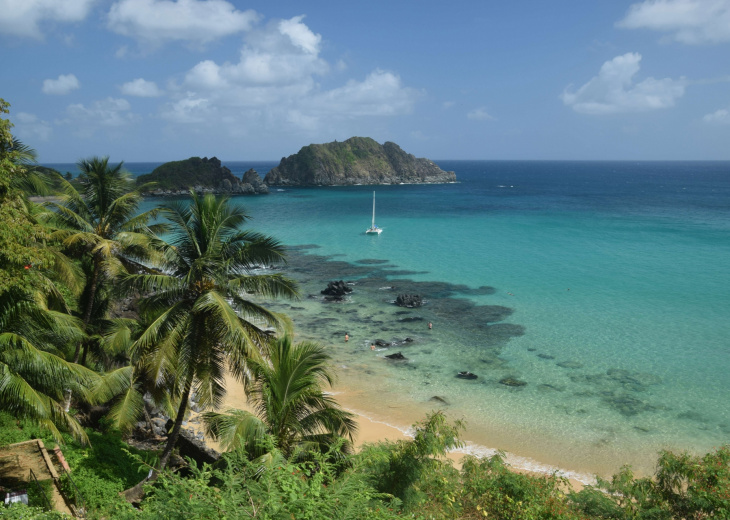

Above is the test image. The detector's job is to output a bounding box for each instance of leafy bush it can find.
[0,503,68,519]
[26,478,54,510]
[115,448,401,520]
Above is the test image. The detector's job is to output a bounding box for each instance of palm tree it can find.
[203,335,357,461]
[0,137,54,196]
[124,191,298,477]
[91,317,176,434]
[0,286,97,443]
[42,156,163,364]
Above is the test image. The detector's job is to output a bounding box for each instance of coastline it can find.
[214,372,589,491]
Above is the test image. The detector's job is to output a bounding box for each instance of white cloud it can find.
[703,107,730,124]
[309,70,420,117]
[467,107,495,120]
[107,0,259,46]
[182,16,328,89]
[162,95,214,123]
[121,78,163,97]
[618,0,730,44]
[65,97,137,127]
[0,0,95,39]
[13,112,53,141]
[278,15,320,55]
[561,53,685,115]
[42,74,80,95]
[161,16,420,132]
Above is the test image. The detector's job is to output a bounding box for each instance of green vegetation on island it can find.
[136,156,268,195]
[2,98,729,520]
[264,136,457,186]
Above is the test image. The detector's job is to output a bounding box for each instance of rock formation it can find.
[321,280,353,300]
[395,294,423,308]
[264,137,456,186]
[137,157,268,196]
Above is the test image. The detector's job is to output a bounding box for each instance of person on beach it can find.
[345,333,349,342]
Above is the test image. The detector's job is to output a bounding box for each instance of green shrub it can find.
[116,449,401,520]
[0,503,67,519]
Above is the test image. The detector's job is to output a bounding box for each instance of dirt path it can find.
[0,440,74,516]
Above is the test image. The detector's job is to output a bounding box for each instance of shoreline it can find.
[214,373,590,491]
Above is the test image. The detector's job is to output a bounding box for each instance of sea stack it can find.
[264,137,456,186]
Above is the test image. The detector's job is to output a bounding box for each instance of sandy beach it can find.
[210,373,586,492]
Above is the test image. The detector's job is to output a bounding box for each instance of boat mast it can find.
[372,191,376,227]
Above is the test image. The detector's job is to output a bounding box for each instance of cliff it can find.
[137,157,268,196]
[264,137,455,186]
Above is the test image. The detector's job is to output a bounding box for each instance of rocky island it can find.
[264,137,456,186]
[137,156,268,196]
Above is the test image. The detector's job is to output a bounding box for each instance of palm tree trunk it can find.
[158,376,192,471]
[122,377,192,504]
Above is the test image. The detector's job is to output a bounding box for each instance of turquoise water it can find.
[49,160,730,479]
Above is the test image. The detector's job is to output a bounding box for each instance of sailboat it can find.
[365,191,382,234]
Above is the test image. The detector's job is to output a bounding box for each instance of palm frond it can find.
[202,408,268,454]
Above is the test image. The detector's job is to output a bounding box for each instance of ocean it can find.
[45,160,730,481]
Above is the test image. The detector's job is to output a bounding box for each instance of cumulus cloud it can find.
[467,107,495,120]
[308,70,419,117]
[617,0,730,44]
[121,78,163,97]
[0,0,95,39]
[561,53,685,115]
[163,95,214,124]
[183,15,327,89]
[42,74,80,95]
[66,97,137,127]
[703,107,730,124]
[163,16,419,130]
[107,0,259,46]
[13,112,53,141]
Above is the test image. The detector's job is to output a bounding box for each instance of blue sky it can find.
[2,0,730,162]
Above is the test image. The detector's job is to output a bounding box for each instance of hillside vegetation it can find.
[137,156,238,190]
[264,137,456,186]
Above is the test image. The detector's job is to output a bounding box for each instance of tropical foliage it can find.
[122,191,298,474]
[41,156,163,365]
[0,100,94,443]
[203,335,357,461]
[2,99,729,520]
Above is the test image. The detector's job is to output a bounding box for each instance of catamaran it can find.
[365,191,382,234]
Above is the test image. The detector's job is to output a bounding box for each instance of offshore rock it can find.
[321,280,353,299]
[395,294,423,308]
[264,137,456,186]
[499,377,527,387]
[457,371,478,380]
[241,168,269,194]
[385,352,407,360]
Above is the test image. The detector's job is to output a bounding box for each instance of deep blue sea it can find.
[45,160,730,480]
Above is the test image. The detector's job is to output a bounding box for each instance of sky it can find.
[1,0,730,162]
